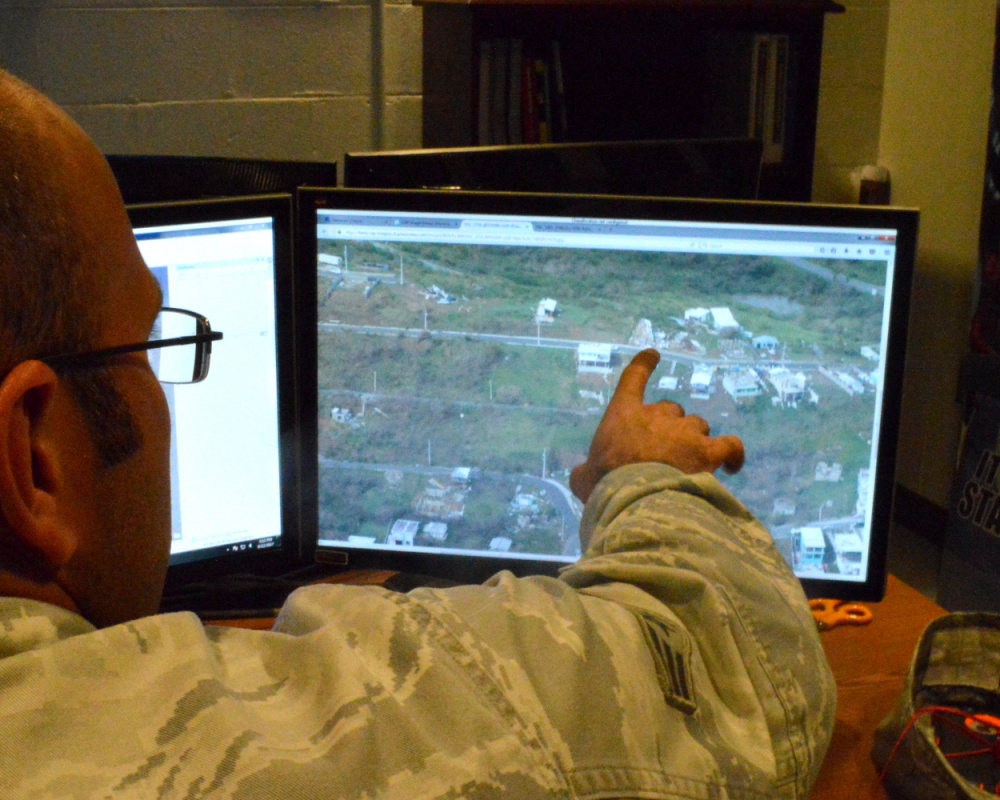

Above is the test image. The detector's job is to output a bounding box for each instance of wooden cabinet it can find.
[418,0,844,201]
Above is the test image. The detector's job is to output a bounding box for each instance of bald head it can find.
[0,71,142,465]
[0,72,172,625]
[0,70,125,375]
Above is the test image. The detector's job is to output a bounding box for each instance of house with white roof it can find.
[794,526,827,571]
[684,307,711,324]
[722,368,761,402]
[710,307,740,335]
[386,519,419,547]
[834,532,865,576]
[690,365,715,399]
[768,368,807,406]
[535,298,557,323]
[318,253,343,270]
[577,342,613,374]
[422,521,448,542]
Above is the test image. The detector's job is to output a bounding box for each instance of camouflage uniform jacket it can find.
[0,464,835,799]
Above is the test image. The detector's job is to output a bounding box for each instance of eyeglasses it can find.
[41,307,223,384]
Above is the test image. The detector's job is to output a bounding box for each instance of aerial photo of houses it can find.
[316,237,888,578]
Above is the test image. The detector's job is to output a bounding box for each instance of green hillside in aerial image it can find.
[316,237,885,560]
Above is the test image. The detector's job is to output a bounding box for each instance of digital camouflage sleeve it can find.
[0,463,835,799]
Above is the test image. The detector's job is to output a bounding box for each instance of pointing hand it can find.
[569,349,745,503]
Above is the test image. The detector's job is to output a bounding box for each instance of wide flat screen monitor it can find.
[126,195,302,607]
[343,138,763,200]
[296,188,918,602]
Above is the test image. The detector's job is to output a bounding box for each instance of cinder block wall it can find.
[0,0,423,165]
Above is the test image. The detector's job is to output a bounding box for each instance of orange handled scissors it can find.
[809,598,873,631]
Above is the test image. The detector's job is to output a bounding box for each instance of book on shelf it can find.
[477,39,491,146]
[474,37,566,146]
[551,41,568,143]
[536,57,552,144]
[703,30,791,165]
[521,56,539,144]
[489,38,509,147]
[749,33,789,164]
[507,38,524,144]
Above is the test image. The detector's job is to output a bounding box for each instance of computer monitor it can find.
[342,138,763,200]
[108,154,338,205]
[126,195,302,609]
[296,188,918,602]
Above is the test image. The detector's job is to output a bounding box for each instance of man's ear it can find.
[0,360,80,573]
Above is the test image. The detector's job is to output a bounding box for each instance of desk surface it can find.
[214,572,946,799]
[810,574,946,800]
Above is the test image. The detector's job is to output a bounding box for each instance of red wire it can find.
[936,712,994,760]
[877,706,997,789]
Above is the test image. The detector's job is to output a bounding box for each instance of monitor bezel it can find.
[108,154,339,205]
[126,194,305,596]
[296,187,919,602]
[342,138,763,201]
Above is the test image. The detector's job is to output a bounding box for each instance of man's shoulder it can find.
[0,597,95,656]
[0,596,213,662]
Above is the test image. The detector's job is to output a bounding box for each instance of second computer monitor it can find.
[127,194,301,601]
[108,154,338,205]
[343,139,763,200]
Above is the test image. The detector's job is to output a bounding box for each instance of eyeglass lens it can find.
[149,309,202,384]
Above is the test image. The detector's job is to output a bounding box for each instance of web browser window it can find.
[312,205,907,587]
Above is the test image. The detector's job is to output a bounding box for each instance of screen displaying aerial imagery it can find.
[315,213,898,584]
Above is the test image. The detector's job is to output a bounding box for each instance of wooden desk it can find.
[214,571,946,799]
[810,574,947,800]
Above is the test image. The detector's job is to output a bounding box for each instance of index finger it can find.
[609,349,661,409]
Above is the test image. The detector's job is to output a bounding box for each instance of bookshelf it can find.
[418,0,844,201]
